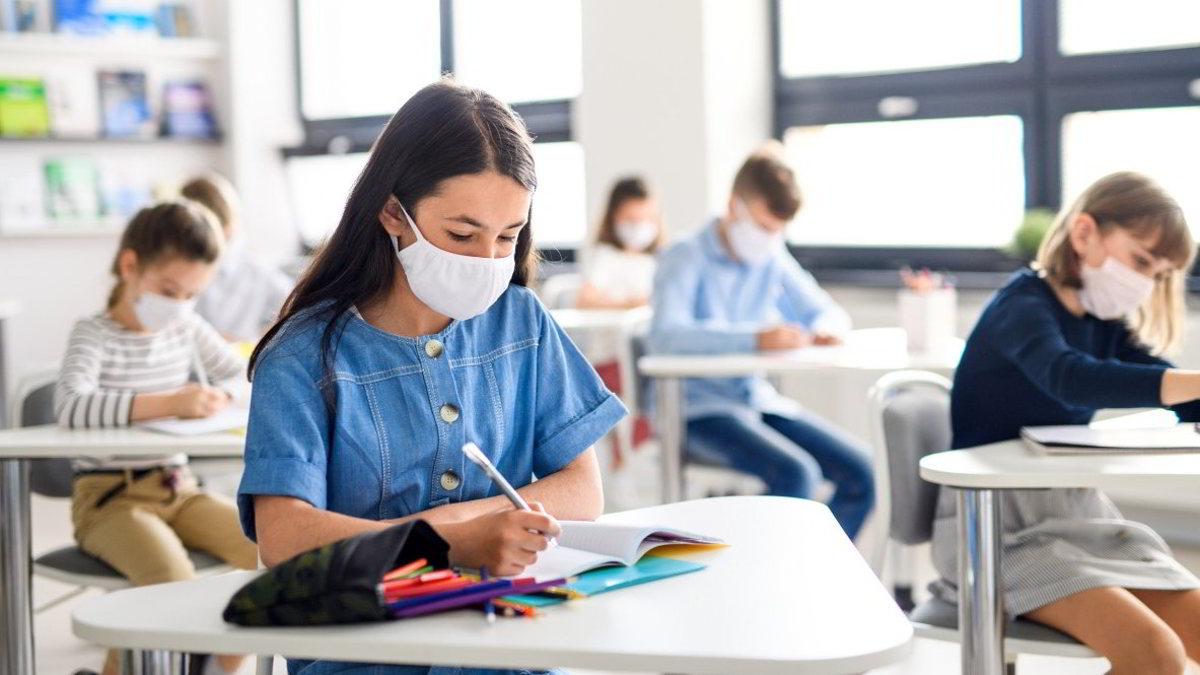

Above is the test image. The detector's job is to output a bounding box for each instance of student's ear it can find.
[117,249,140,284]
[378,196,411,238]
[1067,212,1099,256]
[726,194,739,221]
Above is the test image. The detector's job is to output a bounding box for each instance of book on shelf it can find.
[155,2,193,37]
[97,69,153,139]
[56,0,157,36]
[0,76,50,137]
[44,156,102,221]
[46,66,100,137]
[161,79,215,139]
[0,156,46,233]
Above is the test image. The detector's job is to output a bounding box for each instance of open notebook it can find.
[138,405,250,436]
[1021,423,1200,455]
[521,521,725,580]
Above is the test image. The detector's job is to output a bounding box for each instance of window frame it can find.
[287,0,577,252]
[771,0,1200,282]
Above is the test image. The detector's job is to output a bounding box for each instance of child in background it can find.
[576,176,664,310]
[648,143,874,539]
[184,173,294,342]
[931,172,1200,674]
[57,201,257,675]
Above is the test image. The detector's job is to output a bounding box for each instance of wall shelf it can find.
[0,134,224,146]
[0,226,122,239]
[0,33,222,61]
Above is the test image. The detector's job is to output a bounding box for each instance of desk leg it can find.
[656,377,684,503]
[0,458,34,675]
[958,487,1005,675]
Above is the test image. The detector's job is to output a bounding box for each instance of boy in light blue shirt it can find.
[648,144,874,538]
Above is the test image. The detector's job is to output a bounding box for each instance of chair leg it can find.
[33,585,89,614]
[255,655,274,675]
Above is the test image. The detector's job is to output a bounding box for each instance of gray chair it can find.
[867,370,1098,670]
[11,369,229,610]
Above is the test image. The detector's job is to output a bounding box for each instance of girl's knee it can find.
[1110,624,1186,675]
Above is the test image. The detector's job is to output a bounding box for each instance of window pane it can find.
[778,0,1020,78]
[298,0,441,120]
[531,141,586,246]
[284,152,369,247]
[782,116,1025,247]
[1059,0,1200,55]
[452,0,582,103]
[1062,107,1200,235]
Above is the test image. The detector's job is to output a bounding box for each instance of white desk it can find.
[919,440,1200,675]
[0,424,245,675]
[549,306,652,333]
[640,327,963,502]
[74,496,913,675]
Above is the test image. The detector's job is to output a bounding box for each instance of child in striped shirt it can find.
[56,200,256,675]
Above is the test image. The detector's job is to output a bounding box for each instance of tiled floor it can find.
[26,462,1200,675]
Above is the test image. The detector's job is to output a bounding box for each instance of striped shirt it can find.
[55,312,245,470]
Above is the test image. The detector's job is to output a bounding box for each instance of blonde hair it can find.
[1035,171,1194,354]
[180,172,239,234]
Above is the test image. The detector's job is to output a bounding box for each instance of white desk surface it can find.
[0,424,244,459]
[920,439,1200,490]
[638,327,962,377]
[73,496,912,675]
[549,306,652,331]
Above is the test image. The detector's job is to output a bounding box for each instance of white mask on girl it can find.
[727,200,785,264]
[394,202,515,321]
[133,292,195,331]
[1078,257,1155,320]
[615,220,658,251]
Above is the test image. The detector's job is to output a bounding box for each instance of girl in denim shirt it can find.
[237,80,626,675]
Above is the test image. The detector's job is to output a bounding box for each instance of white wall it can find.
[577,0,772,240]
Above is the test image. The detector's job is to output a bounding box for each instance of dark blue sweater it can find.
[951,269,1200,449]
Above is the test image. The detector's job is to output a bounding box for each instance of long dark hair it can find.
[249,79,538,386]
[594,176,664,253]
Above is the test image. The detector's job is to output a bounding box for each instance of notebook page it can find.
[1022,424,1200,450]
[138,406,250,436]
[558,522,726,563]
[520,545,618,580]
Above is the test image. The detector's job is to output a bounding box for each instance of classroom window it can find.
[783,116,1025,248]
[1058,0,1200,56]
[773,0,1200,278]
[290,0,586,248]
[451,0,582,104]
[1062,107,1200,233]
[777,0,1021,78]
[296,0,442,121]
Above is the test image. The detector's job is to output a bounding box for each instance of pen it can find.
[461,442,557,546]
[191,344,209,388]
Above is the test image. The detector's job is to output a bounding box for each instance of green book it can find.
[44,157,102,221]
[502,555,707,607]
[0,77,50,137]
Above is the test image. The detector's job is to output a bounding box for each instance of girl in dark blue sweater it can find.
[931,172,1200,674]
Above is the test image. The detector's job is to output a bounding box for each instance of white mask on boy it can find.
[1078,257,1155,320]
[727,200,785,264]
[134,292,195,331]
[394,202,515,321]
[614,221,658,251]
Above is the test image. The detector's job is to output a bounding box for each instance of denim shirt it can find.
[237,285,625,675]
[647,219,850,421]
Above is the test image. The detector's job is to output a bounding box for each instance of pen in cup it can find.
[461,442,557,547]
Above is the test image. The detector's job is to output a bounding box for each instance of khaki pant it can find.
[72,467,258,586]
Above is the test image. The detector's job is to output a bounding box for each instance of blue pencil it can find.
[483,566,495,625]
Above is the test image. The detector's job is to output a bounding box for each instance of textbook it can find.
[522,521,724,580]
[1021,423,1200,455]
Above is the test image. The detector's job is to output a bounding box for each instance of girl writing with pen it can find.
[55,200,258,675]
[237,79,625,675]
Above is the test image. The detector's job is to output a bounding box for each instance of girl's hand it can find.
[171,383,230,418]
[439,503,562,576]
[812,332,843,346]
[757,325,812,351]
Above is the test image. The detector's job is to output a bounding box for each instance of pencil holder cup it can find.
[899,287,956,355]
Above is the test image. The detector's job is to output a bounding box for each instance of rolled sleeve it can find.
[237,348,329,540]
[532,307,628,477]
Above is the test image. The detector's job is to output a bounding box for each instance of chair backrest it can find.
[12,368,75,498]
[539,272,583,310]
[866,370,952,574]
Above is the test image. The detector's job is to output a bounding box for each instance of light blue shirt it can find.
[647,218,850,420]
[238,285,625,675]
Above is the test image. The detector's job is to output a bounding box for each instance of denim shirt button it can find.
[439,470,461,491]
[439,403,459,423]
[425,339,444,358]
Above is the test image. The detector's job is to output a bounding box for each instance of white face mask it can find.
[395,203,515,321]
[727,200,785,264]
[614,220,658,251]
[133,291,195,331]
[1078,256,1155,320]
